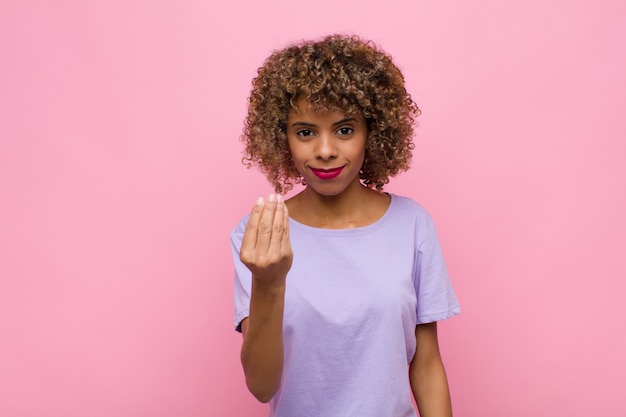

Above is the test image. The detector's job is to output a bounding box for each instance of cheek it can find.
[285,141,297,161]
[354,140,367,160]
[286,148,305,173]
[287,140,306,161]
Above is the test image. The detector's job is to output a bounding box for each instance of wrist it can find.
[251,276,286,297]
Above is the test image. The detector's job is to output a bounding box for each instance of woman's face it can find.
[286,99,367,197]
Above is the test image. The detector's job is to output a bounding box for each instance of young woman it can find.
[231,34,460,417]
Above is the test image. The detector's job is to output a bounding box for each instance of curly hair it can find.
[242,34,420,193]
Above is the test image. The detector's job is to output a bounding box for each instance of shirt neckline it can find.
[288,193,397,236]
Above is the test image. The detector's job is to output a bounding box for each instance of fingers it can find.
[281,203,291,253]
[255,193,279,251]
[267,194,285,253]
[240,193,293,279]
[242,194,289,254]
[241,196,265,253]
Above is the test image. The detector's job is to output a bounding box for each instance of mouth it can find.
[310,166,344,180]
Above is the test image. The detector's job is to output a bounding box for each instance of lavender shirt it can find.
[231,194,460,417]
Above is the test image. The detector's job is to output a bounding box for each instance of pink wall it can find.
[1,1,625,416]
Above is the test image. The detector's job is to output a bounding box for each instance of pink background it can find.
[1,1,625,416]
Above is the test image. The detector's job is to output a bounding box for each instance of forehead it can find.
[288,97,358,121]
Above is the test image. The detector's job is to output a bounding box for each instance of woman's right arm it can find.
[239,194,293,403]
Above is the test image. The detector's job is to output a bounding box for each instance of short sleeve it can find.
[231,215,252,332]
[413,218,461,324]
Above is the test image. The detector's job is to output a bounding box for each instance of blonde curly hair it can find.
[242,34,420,193]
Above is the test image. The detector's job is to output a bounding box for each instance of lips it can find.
[310,166,344,180]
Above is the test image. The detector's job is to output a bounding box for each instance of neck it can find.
[287,182,390,229]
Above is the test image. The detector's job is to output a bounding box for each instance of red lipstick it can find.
[310,167,344,180]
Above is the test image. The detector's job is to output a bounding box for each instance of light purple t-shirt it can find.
[231,194,460,417]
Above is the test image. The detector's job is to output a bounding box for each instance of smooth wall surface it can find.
[1,1,625,416]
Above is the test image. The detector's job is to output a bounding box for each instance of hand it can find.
[240,194,293,287]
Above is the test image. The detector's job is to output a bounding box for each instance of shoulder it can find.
[386,194,439,247]
[389,194,435,225]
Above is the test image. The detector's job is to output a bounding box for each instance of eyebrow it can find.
[290,118,357,128]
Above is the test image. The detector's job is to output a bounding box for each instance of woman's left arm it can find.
[409,322,453,417]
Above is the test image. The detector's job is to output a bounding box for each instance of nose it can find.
[315,133,337,161]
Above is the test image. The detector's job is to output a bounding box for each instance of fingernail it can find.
[276,194,284,203]
[268,194,276,202]
[256,197,264,205]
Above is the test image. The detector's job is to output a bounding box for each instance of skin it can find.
[411,322,453,417]
[239,100,453,416]
[239,193,291,403]
[284,99,390,227]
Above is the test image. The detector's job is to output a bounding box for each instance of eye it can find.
[296,129,315,137]
[337,127,354,136]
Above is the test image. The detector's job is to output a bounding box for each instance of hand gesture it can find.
[240,194,293,286]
